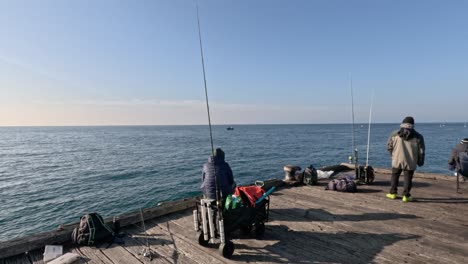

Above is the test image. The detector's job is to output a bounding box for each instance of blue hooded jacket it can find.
[201,148,234,200]
[448,139,468,175]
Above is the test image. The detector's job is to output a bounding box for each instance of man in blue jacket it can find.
[448,138,468,182]
[201,148,234,200]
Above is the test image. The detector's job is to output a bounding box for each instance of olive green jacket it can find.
[387,130,425,170]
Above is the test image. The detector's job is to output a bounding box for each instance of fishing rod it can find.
[349,74,359,180]
[196,2,214,156]
[195,1,224,223]
[363,90,375,184]
[365,90,374,167]
[139,208,155,260]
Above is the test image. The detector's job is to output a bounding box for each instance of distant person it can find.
[386,116,425,202]
[448,138,468,182]
[201,148,235,200]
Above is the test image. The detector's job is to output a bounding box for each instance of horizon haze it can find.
[1,0,467,126]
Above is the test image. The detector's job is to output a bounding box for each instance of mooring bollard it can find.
[283,165,301,181]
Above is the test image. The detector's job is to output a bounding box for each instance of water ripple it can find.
[0,124,465,241]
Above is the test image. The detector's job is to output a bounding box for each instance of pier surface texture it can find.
[1,170,468,263]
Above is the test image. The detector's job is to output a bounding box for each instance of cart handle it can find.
[255,187,276,205]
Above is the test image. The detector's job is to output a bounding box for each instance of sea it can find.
[0,123,466,242]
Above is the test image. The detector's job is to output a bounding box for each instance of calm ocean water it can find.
[0,124,466,242]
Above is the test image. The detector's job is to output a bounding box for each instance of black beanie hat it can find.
[402,116,415,124]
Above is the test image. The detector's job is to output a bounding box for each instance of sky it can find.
[0,0,467,126]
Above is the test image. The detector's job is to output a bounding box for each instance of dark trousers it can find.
[390,168,414,197]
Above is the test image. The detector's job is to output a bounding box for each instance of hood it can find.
[207,155,224,163]
[397,127,414,140]
[207,148,225,163]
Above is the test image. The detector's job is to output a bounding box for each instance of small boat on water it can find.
[227,126,234,131]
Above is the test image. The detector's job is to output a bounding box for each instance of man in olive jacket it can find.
[386,116,425,202]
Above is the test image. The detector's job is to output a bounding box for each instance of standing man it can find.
[448,138,468,182]
[386,116,425,202]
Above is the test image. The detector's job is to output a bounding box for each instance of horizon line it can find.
[1,121,467,128]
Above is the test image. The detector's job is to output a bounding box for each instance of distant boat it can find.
[227,126,234,131]
[464,122,467,128]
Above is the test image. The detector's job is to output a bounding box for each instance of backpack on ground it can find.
[325,178,357,193]
[301,165,318,185]
[71,213,115,246]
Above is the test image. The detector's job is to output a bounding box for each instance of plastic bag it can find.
[317,170,334,179]
[224,194,243,210]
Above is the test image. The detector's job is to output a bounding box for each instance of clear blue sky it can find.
[1,0,467,125]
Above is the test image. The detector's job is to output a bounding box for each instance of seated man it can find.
[448,138,468,181]
[201,148,234,200]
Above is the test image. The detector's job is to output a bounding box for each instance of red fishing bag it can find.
[234,186,265,207]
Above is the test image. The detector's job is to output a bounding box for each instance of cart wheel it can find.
[219,240,235,258]
[240,225,252,235]
[254,222,265,239]
[198,232,209,247]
